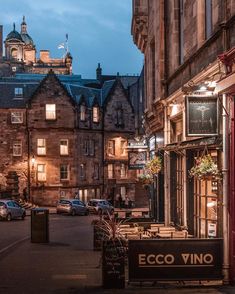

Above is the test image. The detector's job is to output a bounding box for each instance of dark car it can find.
[56,199,89,216]
[0,199,26,221]
[86,199,114,215]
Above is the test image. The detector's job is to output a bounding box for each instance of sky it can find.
[0,0,143,78]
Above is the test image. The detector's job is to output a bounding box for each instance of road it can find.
[1,214,235,293]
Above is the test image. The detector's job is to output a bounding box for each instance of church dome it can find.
[21,33,34,45]
[6,24,23,42]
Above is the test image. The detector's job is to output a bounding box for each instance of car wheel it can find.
[71,209,76,216]
[21,213,26,220]
[6,213,12,221]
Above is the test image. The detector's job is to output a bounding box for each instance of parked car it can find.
[86,199,114,215]
[56,199,89,216]
[0,199,26,221]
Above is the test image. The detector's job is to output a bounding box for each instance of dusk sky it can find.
[0,0,143,78]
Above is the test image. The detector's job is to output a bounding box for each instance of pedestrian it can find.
[23,187,28,202]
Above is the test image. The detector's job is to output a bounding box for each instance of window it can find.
[108,164,114,179]
[205,0,212,39]
[108,140,115,156]
[37,139,46,155]
[45,104,56,120]
[93,106,99,123]
[14,87,23,98]
[11,112,23,124]
[80,164,86,179]
[80,104,86,121]
[120,164,127,178]
[60,139,69,155]
[37,164,46,181]
[13,141,22,156]
[121,140,127,156]
[116,106,124,127]
[60,164,69,180]
[84,139,95,156]
[94,163,99,180]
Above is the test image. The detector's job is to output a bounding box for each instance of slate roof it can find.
[0,73,137,108]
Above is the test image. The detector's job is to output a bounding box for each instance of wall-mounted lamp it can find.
[31,155,35,167]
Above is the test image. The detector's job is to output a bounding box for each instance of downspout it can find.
[222,93,229,284]
[26,103,31,201]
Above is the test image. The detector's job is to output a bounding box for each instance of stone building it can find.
[0,69,142,207]
[0,17,72,76]
[132,0,235,282]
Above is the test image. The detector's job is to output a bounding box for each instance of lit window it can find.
[108,164,114,179]
[14,88,23,98]
[60,139,68,155]
[37,164,46,181]
[60,164,69,180]
[93,106,99,123]
[37,139,46,155]
[120,164,126,178]
[13,141,22,156]
[80,164,86,179]
[121,140,127,156]
[45,104,56,120]
[11,112,23,124]
[94,163,99,180]
[108,140,115,156]
[80,104,86,121]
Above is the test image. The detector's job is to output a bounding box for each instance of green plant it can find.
[189,154,221,180]
[137,173,153,184]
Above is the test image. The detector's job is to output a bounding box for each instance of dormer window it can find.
[45,104,56,120]
[14,87,23,98]
[80,104,86,121]
[92,106,99,123]
[115,103,124,127]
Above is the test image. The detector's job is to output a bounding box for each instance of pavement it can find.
[1,208,235,293]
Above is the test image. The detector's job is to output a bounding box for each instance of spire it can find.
[13,23,16,31]
[21,16,27,34]
[96,63,102,81]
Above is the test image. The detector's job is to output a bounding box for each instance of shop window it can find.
[60,139,69,155]
[14,87,23,98]
[80,104,86,121]
[37,164,46,182]
[92,106,99,123]
[45,104,56,120]
[60,164,69,180]
[13,141,22,156]
[120,186,126,197]
[108,140,115,156]
[37,139,46,155]
[11,112,23,124]
[108,164,114,179]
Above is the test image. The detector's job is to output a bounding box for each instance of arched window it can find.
[11,48,18,59]
[92,106,99,123]
[80,104,86,121]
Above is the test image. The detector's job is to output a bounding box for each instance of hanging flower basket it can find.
[189,154,221,181]
[137,173,153,185]
[145,156,162,175]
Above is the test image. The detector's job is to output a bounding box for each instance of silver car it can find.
[86,199,114,215]
[0,199,26,221]
[56,199,89,216]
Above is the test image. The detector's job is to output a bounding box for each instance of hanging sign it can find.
[128,150,147,169]
[186,95,218,136]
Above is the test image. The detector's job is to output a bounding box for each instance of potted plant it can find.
[137,173,154,185]
[145,156,162,175]
[189,154,221,180]
[95,214,126,289]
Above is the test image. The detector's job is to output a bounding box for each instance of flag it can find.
[57,43,65,49]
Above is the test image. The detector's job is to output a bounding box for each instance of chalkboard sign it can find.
[186,95,218,136]
[102,240,125,289]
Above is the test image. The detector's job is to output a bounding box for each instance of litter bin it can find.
[31,208,49,243]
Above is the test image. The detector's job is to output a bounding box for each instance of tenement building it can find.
[132,0,235,282]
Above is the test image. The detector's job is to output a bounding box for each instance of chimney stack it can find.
[0,25,3,59]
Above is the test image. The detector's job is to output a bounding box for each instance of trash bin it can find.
[31,208,49,243]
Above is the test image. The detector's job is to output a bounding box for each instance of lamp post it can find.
[29,155,36,203]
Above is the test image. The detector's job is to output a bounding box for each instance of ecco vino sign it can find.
[128,239,223,281]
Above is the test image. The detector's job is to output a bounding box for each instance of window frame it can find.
[108,140,115,156]
[108,164,114,179]
[13,141,22,157]
[45,104,56,120]
[92,106,99,123]
[80,104,86,121]
[11,112,23,124]
[37,139,46,156]
[14,87,23,99]
[60,139,69,156]
[60,164,69,181]
[37,164,46,182]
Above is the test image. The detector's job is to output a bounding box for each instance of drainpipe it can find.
[222,93,229,284]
